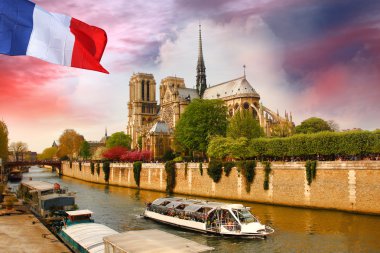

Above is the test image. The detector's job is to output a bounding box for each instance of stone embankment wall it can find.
[61,161,380,215]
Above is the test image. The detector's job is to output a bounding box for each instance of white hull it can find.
[144,210,270,237]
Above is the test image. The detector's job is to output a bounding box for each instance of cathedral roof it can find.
[203,76,260,99]
[149,121,170,134]
[177,88,199,101]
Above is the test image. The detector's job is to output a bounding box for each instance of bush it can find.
[223,162,235,177]
[262,161,271,190]
[208,130,380,160]
[90,162,95,175]
[103,162,110,182]
[305,160,317,185]
[207,160,223,183]
[173,156,183,162]
[162,150,175,161]
[96,163,100,175]
[184,162,188,178]
[165,161,176,194]
[133,161,142,187]
[238,160,256,192]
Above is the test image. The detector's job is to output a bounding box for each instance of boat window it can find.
[165,201,182,208]
[159,201,171,206]
[176,204,188,210]
[232,208,258,224]
[184,205,202,212]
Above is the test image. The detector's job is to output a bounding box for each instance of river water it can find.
[12,166,380,253]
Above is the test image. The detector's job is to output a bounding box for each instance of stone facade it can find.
[61,161,380,215]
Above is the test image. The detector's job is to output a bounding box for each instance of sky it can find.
[1,0,379,153]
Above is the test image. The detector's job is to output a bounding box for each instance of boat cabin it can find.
[18,181,76,217]
[65,209,94,225]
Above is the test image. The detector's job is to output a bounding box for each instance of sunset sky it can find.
[1,0,379,153]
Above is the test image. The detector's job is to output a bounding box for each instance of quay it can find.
[0,214,70,253]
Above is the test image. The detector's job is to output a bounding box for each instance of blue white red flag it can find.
[0,0,109,73]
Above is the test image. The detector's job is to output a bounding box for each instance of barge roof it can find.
[62,223,118,253]
[21,181,54,191]
[103,229,214,252]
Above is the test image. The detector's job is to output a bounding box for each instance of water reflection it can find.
[13,166,380,253]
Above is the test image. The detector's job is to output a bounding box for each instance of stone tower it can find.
[196,24,207,98]
[127,73,157,149]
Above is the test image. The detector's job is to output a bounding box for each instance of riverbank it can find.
[0,214,70,253]
[61,161,380,215]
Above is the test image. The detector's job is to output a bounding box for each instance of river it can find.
[11,166,380,253]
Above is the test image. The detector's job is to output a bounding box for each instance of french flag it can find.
[0,0,109,73]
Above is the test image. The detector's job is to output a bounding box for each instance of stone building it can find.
[127,25,294,159]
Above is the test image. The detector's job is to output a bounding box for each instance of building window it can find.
[141,80,145,100]
[243,102,250,110]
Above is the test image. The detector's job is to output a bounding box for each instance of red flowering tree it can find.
[102,146,128,160]
[120,150,152,162]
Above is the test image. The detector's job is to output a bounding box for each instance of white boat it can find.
[144,197,274,238]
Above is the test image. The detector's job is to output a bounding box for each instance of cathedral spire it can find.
[196,24,207,98]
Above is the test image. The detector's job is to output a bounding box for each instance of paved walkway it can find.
[0,214,70,253]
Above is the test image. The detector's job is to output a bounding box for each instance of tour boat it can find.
[144,197,274,238]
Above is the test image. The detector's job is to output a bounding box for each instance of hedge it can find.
[208,130,380,160]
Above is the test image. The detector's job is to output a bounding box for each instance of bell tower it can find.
[127,73,157,149]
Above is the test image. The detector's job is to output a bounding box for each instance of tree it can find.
[57,129,84,160]
[271,121,294,137]
[102,146,129,160]
[106,132,132,149]
[9,141,28,161]
[328,120,340,132]
[38,146,58,160]
[227,110,264,139]
[92,146,107,160]
[0,120,8,163]
[79,141,91,160]
[174,99,228,153]
[295,117,332,134]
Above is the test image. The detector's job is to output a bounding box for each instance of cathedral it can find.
[127,25,294,159]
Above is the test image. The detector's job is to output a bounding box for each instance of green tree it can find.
[271,121,294,137]
[38,146,58,160]
[227,110,264,139]
[207,136,251,160]
[57,129,84,160]
[79,141,91,160]
[295,117,332,134]
[0,120,8,163]
[174,99,228,153]
[106,132,132,149]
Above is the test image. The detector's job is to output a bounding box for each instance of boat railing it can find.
[221,222,241,232]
